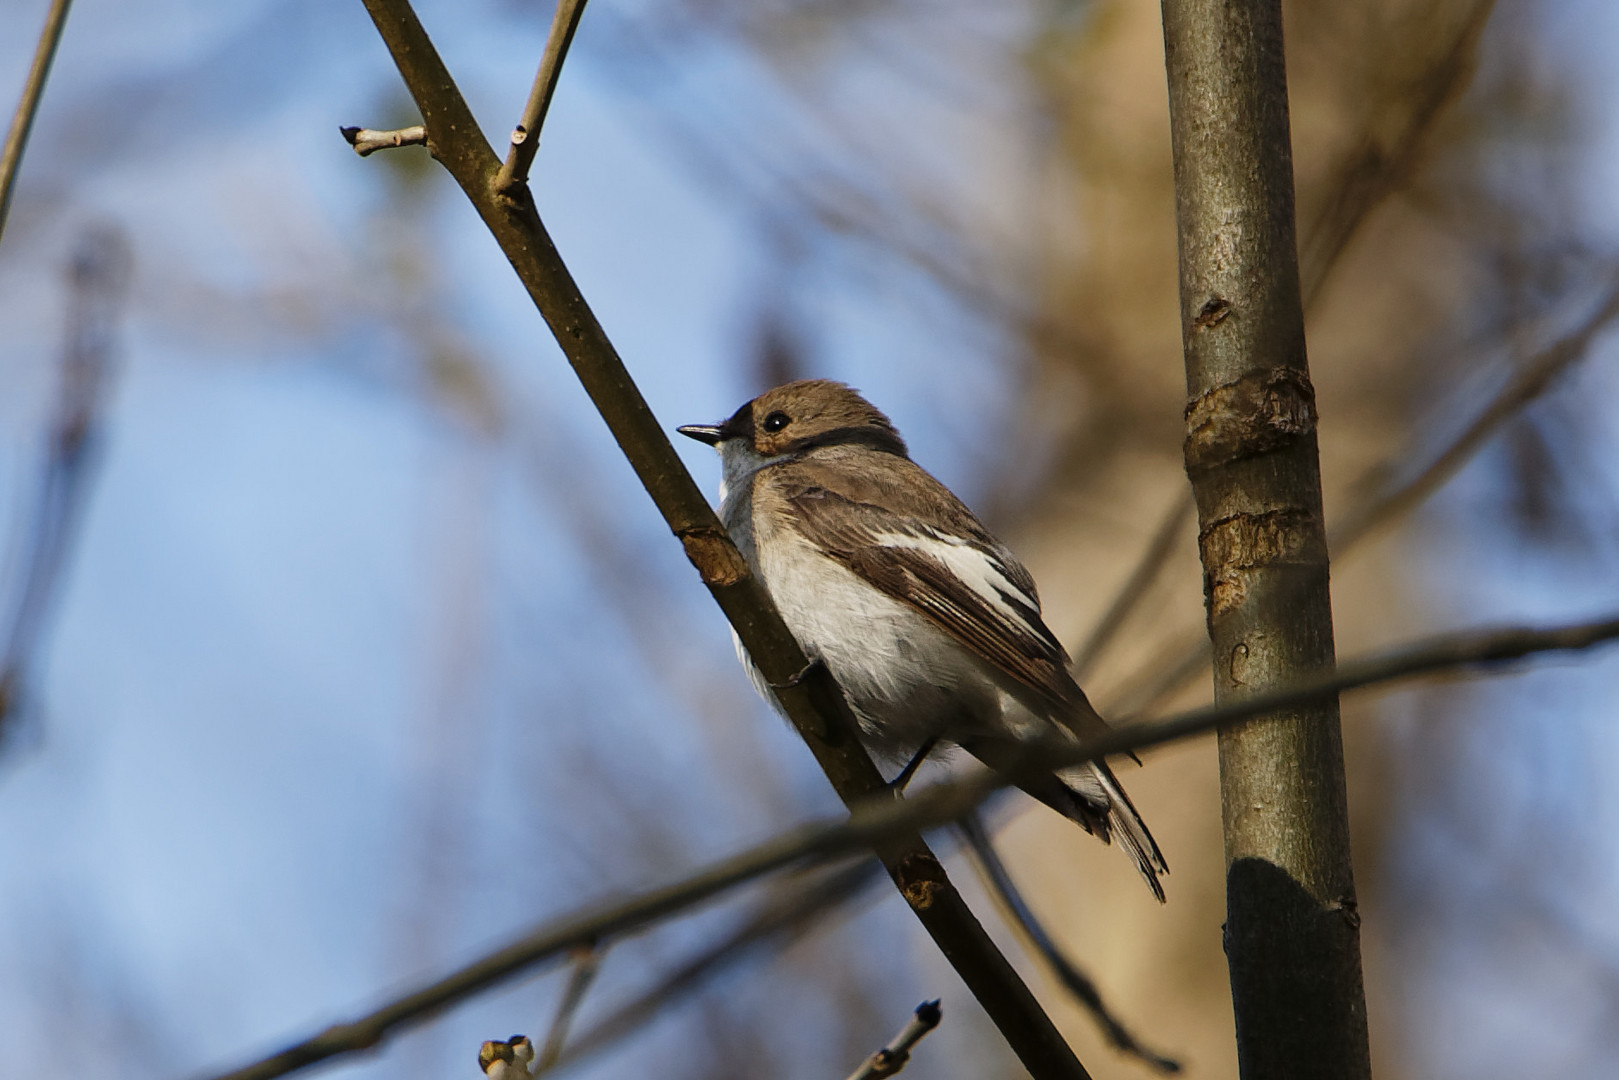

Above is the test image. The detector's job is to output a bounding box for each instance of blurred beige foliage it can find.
[604,0,1598,1075]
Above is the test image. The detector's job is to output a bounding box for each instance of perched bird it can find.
[679,380,1167,900]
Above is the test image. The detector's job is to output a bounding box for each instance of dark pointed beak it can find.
[677,423,724,446]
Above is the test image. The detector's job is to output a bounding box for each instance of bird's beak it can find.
[677,423,724,446]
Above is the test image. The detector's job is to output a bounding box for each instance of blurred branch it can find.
[1329,272,1619,549]
[199,609,1619,1080]
[1069,493,1192,681]
[843,1000,942,1080]
[495,0,588,194]
[0,226,129,743]
[0,0,72,247]
[350,3,1091,1078]
[1298,0,1495,310]
[537,861,884,1076]
[1106,269,1619,718]
[958,814,1180,1073]
[534,943,601,1071]
[339,124,425,156]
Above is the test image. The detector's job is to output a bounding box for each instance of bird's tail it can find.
[1057,760,1169,903]
[961,740,1169,901]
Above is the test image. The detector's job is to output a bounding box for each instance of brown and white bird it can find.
[679,379,1167,900]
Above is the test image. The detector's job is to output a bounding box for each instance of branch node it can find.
[676,526,749,586]
[340,124,427,157]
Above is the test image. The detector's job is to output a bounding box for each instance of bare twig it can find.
[1298,0,1496,310]
[537,861,884,1075]
[0,0,72,246]
[534,944,601,1070]
[0,226,129,741]
[197,609,1619,1080]
[354,4,1090,1078]
[495,0,589,193]
[339,125,426,157]
[1329,273,1619,549]
[959,814,1180,1073]
[844,1000,942,1080]
[1070,493,1193,681]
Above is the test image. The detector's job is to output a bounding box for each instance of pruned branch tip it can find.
[844,1000,942,1080]
[339,124,426,157]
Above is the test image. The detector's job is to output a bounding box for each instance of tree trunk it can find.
[1158,2,1372,1077]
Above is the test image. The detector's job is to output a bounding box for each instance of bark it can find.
[1158,2,1371,1077]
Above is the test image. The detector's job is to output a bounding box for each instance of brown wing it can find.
[772,460,1083,712]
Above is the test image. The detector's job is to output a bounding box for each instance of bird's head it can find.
[677,380,907,464]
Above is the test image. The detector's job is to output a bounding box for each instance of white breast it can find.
[750,516,993,757]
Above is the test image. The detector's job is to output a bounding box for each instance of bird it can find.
[679,379,1168,901]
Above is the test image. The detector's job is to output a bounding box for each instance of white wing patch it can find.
[872,529,1060,654]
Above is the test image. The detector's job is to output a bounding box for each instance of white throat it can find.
[716,439,778,506]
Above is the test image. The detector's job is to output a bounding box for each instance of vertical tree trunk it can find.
[1157,3,1371,1078]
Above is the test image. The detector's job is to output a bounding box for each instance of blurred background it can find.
[2,0,1619,1077]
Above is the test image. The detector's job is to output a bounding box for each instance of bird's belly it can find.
[755,535,991,759]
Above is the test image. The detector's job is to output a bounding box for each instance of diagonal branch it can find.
[534,943,601,1070]
[352,2,1090,1077]
[197,609,1619,1080]
[536,861,884,1075]
[1297,0,1496,311]
[958,814,1180,1073]
[494,0,589,194]
[0,0,73,246]
[1,226,129,742]
[1069,492,1193,681]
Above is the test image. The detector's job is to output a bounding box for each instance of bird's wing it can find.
[777,474,1082,712]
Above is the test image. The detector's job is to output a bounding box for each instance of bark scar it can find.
[895,853,948,910]
[677,526,748,587]
[1199,508,1321,617]
[1184,367,1317,472]
[1194,296,1232,329]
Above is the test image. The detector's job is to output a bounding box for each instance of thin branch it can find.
[353,3,1090,1078]
[1329,272,1619,549]
[339,125,426,157]
[1,226,129,742]
[844,1000,942,1080]
[1297,0,1496,310]
[534,943,601,1071]
[197,610,1619,1080]
[1069,493,1193,681]
[537,861,884,1076]
[958,814,1180,1073]
[0,0,72,247]
[495,0,589,193]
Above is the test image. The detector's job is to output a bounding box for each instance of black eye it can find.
[762,411,791,433]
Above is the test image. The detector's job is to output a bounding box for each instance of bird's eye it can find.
[762,411,791,433]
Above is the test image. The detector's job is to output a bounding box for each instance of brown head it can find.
[678,379,908,459]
